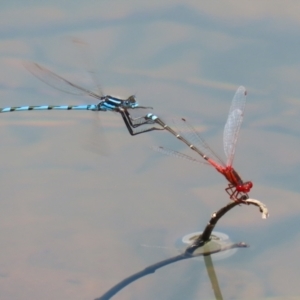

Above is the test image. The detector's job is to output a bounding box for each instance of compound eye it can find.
[127,96,136,103]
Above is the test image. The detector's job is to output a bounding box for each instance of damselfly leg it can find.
[117,109,163,136]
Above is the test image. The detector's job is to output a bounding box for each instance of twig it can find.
[186,198,268,253]
[94,198,268,300]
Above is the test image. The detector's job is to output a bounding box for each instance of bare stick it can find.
[95,198,268,300]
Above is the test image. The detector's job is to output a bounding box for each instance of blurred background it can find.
[0,1,299,299]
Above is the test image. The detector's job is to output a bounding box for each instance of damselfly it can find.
[1,62,158,136]
[133,86,253,202]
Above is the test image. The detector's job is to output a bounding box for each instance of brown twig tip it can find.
[245,198,269,219]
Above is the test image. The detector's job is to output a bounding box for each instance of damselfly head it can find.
[126,96,153,109]
[243,181,253,192]
[124,95,139,108]
[127,95,136,104]
[236,181,253,193]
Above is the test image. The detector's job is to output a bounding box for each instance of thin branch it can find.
[187,198,268,253]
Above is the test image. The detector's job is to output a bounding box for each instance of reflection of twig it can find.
[95,198,268,300]
[95,243,243,300]
[204,254,223,300]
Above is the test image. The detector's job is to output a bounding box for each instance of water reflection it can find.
[96,199,267,299]
[1,2,300,299]
[204,254,223,300]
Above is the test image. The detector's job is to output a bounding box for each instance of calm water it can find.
[0,1,299,299]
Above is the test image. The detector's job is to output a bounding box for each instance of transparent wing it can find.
[70,38,110,153]
[223,86,247,166]
[71,38,104,97]
[24,61,102,100]
[152,146,209,165]
[172,118,225,166]
[227,86,247,117]
[82,112,111,156]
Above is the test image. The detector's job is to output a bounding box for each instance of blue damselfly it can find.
[1,62,159,136]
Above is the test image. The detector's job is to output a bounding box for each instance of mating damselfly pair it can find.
[2,62,253,202]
